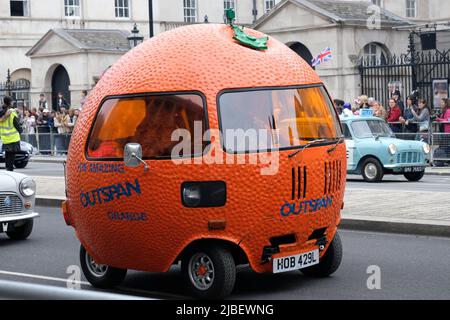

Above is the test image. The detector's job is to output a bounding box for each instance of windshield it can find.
[350,120,395,139]
[218,85,341,153]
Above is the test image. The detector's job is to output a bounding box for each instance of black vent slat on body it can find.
[324,161,342,195]
[291,166,307,200]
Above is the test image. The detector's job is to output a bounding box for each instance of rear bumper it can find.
[245,224,339,273]
[384,163,428,169]
[0,212,39,223]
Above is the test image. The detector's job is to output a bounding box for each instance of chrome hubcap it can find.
[188,253,215,291]
[364,163,378,179]
[85,252,108,277]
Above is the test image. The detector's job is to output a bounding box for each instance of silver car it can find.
[0,171,38,240]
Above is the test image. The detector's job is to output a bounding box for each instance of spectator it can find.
[358,95,371,109]
[38,94,49,110]
[372,101,387,120]
[399,96,418,139]
[80,90,88,110]
[67,109,77,133]
[387,99,402,133]
[342,103,353,116]
[392,90,405,116]
[434,98,450,166]
[53,111,69,155]
[57,92,70,111]
[22,109,37,148]
[31,107,39,118]
[368,97,376,108]
[36,109,52,155]
[436,98,450,133]
[411,99,431,142]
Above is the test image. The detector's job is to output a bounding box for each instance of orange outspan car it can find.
[62,22,347,299]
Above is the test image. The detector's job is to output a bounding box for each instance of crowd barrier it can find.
[388,121,450,167]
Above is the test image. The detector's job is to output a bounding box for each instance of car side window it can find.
[87,93,206,159]
[342,123,352,140]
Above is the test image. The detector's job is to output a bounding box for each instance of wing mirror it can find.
[124,143,149,171]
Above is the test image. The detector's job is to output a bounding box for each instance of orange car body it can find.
[63,24,346,274]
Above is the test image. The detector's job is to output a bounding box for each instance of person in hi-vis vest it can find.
[0,96,22,171]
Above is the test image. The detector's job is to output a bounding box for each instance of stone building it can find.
[0,0,282,109]
[1,0,449,108]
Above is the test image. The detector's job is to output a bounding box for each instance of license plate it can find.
[404,167,425,173]
[273,249,319,273]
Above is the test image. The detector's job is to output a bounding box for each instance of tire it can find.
[14,161,29,169]
[404,171,425,182]
[6,219,34,240]
[182,245,236,299]
[301,232,343,278]
[79,245,127,289]
[361,157,384,183]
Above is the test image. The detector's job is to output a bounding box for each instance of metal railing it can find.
[388,121,450,166]
[21,126,72,155]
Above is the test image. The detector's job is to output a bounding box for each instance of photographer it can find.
[0,96,22,171]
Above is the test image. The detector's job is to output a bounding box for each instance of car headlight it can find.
[20,177,36,197]
[423,143,431,154]
[388,144,397,155]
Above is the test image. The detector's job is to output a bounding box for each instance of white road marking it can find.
[0,270,91,286]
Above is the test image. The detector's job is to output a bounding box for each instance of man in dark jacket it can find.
[0,96,22,171]
[57,92,70,111]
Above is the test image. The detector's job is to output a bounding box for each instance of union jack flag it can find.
[311,47,333,67]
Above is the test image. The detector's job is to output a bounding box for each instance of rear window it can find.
[218,86,341,153]
[87,93,206,159]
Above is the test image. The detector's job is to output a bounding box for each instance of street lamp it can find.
[128,24,144,48]
[148,0,154,38]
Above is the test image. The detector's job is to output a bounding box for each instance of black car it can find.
[0,141,34,169]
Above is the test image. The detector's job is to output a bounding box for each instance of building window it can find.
[183,0,197,23]
[371,0,382,7]
[115,0,130,18]
[406,0,417,18]
[264,0,275,13]
[10,0,29,17]
[363,43,388,66]
[64,0,80,17]
[224,0,235,10]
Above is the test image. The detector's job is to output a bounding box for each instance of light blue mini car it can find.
[340,114,430,182]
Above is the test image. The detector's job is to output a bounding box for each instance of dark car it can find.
[0,141,34,169]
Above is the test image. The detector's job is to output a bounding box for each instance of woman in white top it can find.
[23,109,36,134]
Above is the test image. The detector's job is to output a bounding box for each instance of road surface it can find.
[0,206,449,300]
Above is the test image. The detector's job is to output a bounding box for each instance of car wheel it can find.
[182,245,236,299]
[14,161,29,169]
[404,171,425,182]
[6,219,34,240]
[79,245,127,289]
[361,158,384,182]
[301,232,343,278]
